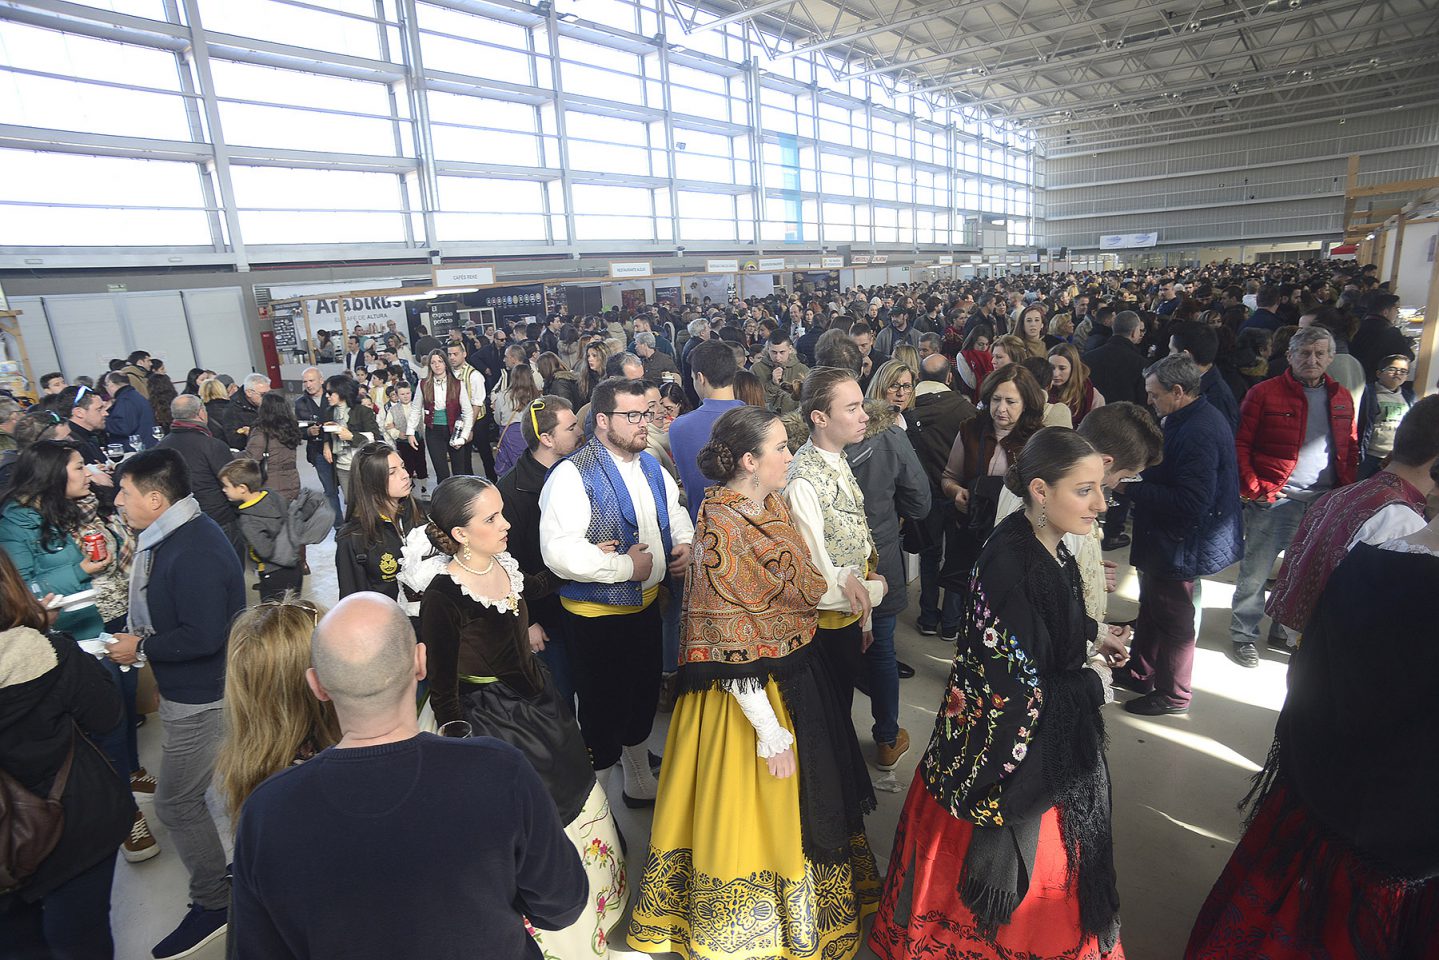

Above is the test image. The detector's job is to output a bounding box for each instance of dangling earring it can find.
[1038,502,1048,528]
[751,472,760,491]
[463,546,472,561]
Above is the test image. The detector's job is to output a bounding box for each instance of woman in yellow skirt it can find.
[628,405,880,960]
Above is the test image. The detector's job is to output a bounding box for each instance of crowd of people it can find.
[0,256,1434,960]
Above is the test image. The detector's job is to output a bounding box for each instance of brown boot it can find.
[875,728,911,771]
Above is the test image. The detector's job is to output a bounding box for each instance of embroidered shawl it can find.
[678,486,826,687]
[1266,470,1427,632]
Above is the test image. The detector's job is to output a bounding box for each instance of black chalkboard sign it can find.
[271,304,300,351]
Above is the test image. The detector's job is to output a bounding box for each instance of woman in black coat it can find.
[0,549,135,959]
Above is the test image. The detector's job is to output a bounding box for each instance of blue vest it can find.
[559,438,673,608]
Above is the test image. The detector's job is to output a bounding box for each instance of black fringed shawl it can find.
[919,510,1120,946]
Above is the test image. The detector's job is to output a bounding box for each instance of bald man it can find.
[230,594,586,960]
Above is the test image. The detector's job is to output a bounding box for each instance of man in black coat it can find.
[1085,310,1148,405]
[1084,310,1150,549]
[907,354,977,642]
[155,395,243,558]
[1350,292,1414,378]
[494,393,583,703]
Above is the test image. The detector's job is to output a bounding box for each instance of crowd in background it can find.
[0,255,1434,960]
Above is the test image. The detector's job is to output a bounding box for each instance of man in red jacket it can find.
[1229,326,1357,667]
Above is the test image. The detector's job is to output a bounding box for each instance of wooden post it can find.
[1389,214,1408,287]
[0,311,35,393]
[1417,241,1439,397]
[1342,153,1361,240]
[1374,216,1387,278]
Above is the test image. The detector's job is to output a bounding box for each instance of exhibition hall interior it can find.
[1,1,1437,959]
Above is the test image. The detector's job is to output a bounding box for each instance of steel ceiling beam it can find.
[915,0,1381,95]
[683,0,801,35]
[951,6,1437,114]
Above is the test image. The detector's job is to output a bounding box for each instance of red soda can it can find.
[82,531,108,563]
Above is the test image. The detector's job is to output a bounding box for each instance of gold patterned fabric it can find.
[681,486,827,668]
[627,682,881,960]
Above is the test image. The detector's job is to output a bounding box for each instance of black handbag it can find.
[965,474,1005,538]
[460,665,595,825]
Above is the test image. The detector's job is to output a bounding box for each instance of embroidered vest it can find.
[786,441,873,571]
[1268,470,1427,631]
[559,438,673,608]
[421,375,462,429]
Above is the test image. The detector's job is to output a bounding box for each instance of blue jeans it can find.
[538,623,576,707]
[917,541,962,633]
[311,451,342,529]
[864,613,900,745]
[92,657,140,777]
[0,851,117,960]
[1230,497,1309,644]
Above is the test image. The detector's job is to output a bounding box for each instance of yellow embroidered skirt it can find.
[627,679,881,960]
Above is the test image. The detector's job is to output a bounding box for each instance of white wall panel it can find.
[182,288,256,375]
[43,295,127,382]
[5,297,62,384]
[123,292,197,375]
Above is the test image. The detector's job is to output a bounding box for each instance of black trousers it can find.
[562,601,662,770]
[472,419,496,480]
[815,620,863,721]
[257,564,304,602]
[423,425,470,482]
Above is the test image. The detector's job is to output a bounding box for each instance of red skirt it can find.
[1185,784,1439,960]
[869,770,1123,960]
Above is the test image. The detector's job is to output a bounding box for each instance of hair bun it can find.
[696,438,736,482]
[426,520,460,556]
[1002,463,1025,498]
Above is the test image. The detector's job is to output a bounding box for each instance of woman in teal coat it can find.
[0,440,112,641]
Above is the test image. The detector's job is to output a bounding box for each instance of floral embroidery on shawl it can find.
[920,571,1042,827]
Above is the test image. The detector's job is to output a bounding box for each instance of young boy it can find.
[219,458,303,601]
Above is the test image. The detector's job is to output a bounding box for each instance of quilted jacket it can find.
[1235,369,1357,503]
[1128,396,1244,581]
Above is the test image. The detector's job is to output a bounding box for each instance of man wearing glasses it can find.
[539,378,694,809]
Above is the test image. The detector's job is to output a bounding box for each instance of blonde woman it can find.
[866,359,916,429]
[217,599,340,818]
[990,334,1033,369]
[1010,304,1054,355]
[578,341,612,405]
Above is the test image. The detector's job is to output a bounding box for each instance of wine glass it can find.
[104,443,125,464]
[152,426,165,443]
[127,434,141,451]
[437,720,472,739]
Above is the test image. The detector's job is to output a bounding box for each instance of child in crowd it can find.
[220,457,303,601]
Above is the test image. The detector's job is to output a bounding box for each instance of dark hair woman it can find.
[870,427,1124,960]
[322,374,379,500]
[244,390,304,502]
[335,441,428,617]
[406,349,473,484]
[0,548,137,959]
[535,351,582,410]
[577,341,611,403]
[182,367,206,396]
[1047,343,1106,426]
[732,368,767,408]
[148,372,178,437]
[935,364,1046,607]
[415,475,627,957]
[632,404,881,956]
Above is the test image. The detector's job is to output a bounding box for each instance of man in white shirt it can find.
[539,378,694,807]
[447,342,487,477]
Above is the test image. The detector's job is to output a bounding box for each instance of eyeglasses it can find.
[889,382,914,393]
[1378,366,1409,375]
[602,409,655,424]
[257,597,322,626]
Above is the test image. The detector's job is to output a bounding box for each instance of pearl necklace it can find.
[452,554,496,577]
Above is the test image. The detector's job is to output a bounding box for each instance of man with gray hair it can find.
[222,372,272,448]
[230,593,587,960]
[156,393,245,556]
[1115,354,1242,715]
[632,331,679,381]
[1229,325,1357,667]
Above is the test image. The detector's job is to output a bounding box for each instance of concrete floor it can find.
[112,474,1283,960]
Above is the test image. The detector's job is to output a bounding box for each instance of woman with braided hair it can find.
[416,474,629,958]
[628,404,880,960]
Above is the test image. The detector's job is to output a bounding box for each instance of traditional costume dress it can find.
[1186,532,1439,960]
[869,511,1123,960]
[628,486,880,960]
[417,555,629,958]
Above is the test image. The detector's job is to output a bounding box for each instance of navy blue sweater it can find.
[144,511,245,704]
[1128,396,1244,581]
[231,735,587,960]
